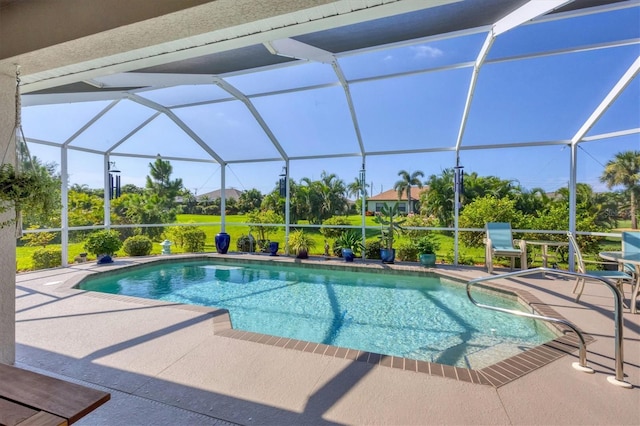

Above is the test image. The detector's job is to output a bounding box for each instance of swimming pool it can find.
[77,259,557,369]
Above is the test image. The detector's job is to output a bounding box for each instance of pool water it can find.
[78,260,556,369]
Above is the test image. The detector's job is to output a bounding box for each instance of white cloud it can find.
[411,45,444,59]
[383,55,394,62]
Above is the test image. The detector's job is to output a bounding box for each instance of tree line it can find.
[20,151,639,249]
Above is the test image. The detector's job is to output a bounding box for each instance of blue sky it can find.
[23,5,640,197]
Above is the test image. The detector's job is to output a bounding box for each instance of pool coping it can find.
[61,253,594,388]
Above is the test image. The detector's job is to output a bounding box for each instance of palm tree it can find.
[347,177,368,199]
[421,169,455,226]
[600,150,640,229]
[394,170,424,214]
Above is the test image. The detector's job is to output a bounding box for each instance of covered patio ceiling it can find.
[18,0,639,170]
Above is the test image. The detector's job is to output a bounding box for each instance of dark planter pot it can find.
[380,248,395,264]
[419,253,436,267]
[215,232,231,254]
[97,254,113,264]
[342,248,355,262]
[296,249,309,259]
[269,242,279,256]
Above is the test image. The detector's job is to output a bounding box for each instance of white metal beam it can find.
[126,93,225,164]
[62,99,121,147]
[212,77,289,161]
[493,1,573,36]
[106,112,161,154]
[571,55,640,145]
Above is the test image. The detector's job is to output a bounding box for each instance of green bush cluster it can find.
[123,235,153,256]
[320,216,351,240]
[396,240,419,262]
[364,239,382,259]
[236,234,256,252]
[32,247,62,269]
[183,227,207,252]
[84,230,123,256]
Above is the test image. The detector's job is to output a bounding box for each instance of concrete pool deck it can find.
[13,253,640,425]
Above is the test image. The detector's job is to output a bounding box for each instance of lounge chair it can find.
[567,231,633,303]
[484,222,527,274]
[622,231,640,277]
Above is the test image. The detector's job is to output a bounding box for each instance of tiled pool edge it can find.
[63,254,594,388]
[209,287,594,388]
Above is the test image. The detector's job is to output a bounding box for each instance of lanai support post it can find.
[284,160,290,255]
[360,161,366,260]
[103,155,111,230]
[60,146,69,267]
[220,163,226,233]
[0,73,16,364]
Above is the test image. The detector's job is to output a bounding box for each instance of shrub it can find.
[32,247,62,269]
[416,234,439,254]
[183,227,207,252]
[459,196,523,247]
[236,234,256,252]
[320,216,351,240]
[333,230,364,257]
[84,230,123,256]
[123,235,153,256]
[166,226,188,248]
[288,229,316,256]
[364,239,382,259]
[21,226,56,247]
[396,240,419,262]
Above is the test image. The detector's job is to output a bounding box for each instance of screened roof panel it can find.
[462,45,639,146]
[338,32,485,81]
[461,145,570,191]
[172,101,283,162]
[587,74,640,136]
[111,114,214,160]
[252,86,360,157]
[137,84,232,107]
[488,6,640,61]
[22,100,113,143]
[351,68,471,152]
[224,62,338,96]
[70,100,157,151]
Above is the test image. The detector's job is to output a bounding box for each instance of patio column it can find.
[220,164,226,232]
[0,73,16,364]
[60,146,69,267]
[284,160,290,255]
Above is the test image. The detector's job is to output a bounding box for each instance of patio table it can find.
[0,363,110,425]
[523,240,568,268]
[599,251,640,314]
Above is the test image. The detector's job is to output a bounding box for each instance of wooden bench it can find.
[0,363,110,425]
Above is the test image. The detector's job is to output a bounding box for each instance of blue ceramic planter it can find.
[97,254,113,264]
[215,232,231,254]
[269,242,279,256]
[342,248,355,262]
[380,248,395,264]
[419,253,436,267]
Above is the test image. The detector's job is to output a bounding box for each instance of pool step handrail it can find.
[467,267,630,388]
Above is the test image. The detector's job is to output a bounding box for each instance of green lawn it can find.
[15,214,635,271]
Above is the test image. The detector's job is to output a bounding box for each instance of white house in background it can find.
[196,188,244,202]
[366,187,426,213]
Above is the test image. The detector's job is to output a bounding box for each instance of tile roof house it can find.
[196,188,244,202]
[367,187,426,213]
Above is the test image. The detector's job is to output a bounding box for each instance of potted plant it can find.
[0,163,58,235]
[416,234,439,267]
[84,230,123,264]
[334,230,363,262]
[373,203,406,264]
[288,229,315,259]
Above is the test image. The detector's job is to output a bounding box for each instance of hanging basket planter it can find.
[0,69,59,235]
